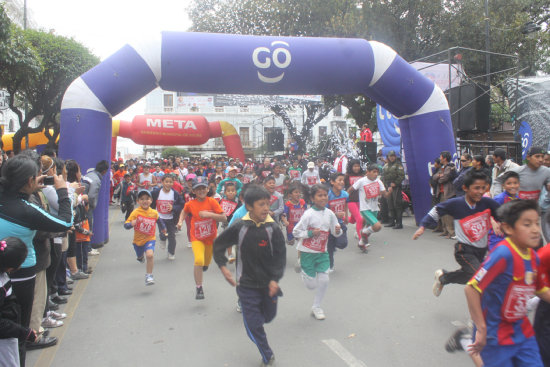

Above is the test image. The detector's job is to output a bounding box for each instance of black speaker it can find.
[448,84,490,132]
[358,141,377,162]
[267,129,284,152]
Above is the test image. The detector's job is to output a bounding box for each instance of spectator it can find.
[490,148,519,197]
[83,160,109,249]
[433,151,457,239]
[453,153,473,197]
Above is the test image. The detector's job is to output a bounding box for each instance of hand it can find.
[131,220,137,227]
[27,329,38,342]
[166,204,173,212]
[199,211,212,218]
[335,225,341,235]
[80,194,89,202]
[74,185,85,195]
[53,174,67,190]
[89,232,93,236]
[268,280,279,297]
[387,187,393,193]
[412,227,425,240]
[36,175,47,189]
[177,222,183,230]
[336,212,345,220]
[312,228,321,237]
[162,230,167,236]
[467,328,487,356]
[269,211,275,217]
[281,218,289,227]
[220,266,236,287]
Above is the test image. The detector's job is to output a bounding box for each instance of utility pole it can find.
[484,0,490,86]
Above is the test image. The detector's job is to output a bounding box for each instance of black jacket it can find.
[213,215,286,288]
[150,188,185,219]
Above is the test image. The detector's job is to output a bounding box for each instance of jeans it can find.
[75,241,90,272]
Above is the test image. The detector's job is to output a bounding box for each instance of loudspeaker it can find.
[448,84,490,132]
[267,129,284,152]
[358,141,377,162]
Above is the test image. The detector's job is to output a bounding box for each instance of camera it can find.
[43,176,55,185]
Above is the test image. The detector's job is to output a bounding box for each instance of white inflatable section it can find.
[368,41,397,87]
[60,77,109,114]
[129,34,162,83]
[399,85,450,119]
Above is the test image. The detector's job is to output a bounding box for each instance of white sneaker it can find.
[47,310,67,320]
[145,274,155,286]
[42,316,63,328]
[160,240,167,250]
[294,259,301,273]
[433,269,445,297]
[167,254,175,261]
[236,300,242,313]
[187,242,192,248]
[328,267,334,273]
[88,249,100,256]
[311,307,326,320]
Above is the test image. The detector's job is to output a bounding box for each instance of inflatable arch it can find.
[59,32,456,245]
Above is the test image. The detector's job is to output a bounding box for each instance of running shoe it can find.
[311,307,326,320]
[46,310,67,320]
[196,286,205,300]
[137,256,145,264]
[160,240,167,250]
[236,300,242,313]
[433,269,446,297]
[294,259,301,273]
[42,316,63,328]
[88,249,100,256]
[145,274,155,286]
[202,266,209,272]
[260,355,275,366]
[167,254,175,261]
[445,327,468,352]
[70,271,89,280]
[358,238,370,253]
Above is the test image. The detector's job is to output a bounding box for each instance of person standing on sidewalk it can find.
[382,151,405,229]
[433,151,457,238]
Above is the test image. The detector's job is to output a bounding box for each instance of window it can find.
[319,126,327,138]
[239,127,250,146]
[333,105,342,117]
[163,93,174,112]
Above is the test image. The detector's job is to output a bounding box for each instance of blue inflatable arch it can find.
[59,32,456,244]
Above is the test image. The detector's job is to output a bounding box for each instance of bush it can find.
[161,147,190,159]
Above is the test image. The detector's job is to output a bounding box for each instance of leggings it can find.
[191,241,213,266]
[347,202,364,238]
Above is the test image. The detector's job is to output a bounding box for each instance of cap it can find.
[387,150,396,157]
[307,162,315,168]
[137,189,152,198]
[228,166,238,172]
[186,173,197,181]
[192,177,208,189]
[527,146,545,156]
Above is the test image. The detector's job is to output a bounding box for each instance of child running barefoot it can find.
[213,186,286,366]
[347,163,386,252]
[124,189,166,286]
[466,200,550,367]
[293,184,342,320]
[178,177,227,300]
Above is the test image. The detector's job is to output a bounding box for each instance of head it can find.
[228,167,237,178]
[472,155,486,169]
[485,155,494,167]
[310,184,329,208]
[439,151,451,165]
[460,153,472,167]
[244,186,271,223]
[137,190,153,210]
[0,237,28,274]
[0,155,39,195]
[544,153,550,168]
[161,174,174,191]
[65,160,81,183]
[501,171,520,196]
[347,159,363,176]
[224,182,237,200]
[263,176,276,193]
[192,178,209,200]
[497,200,541,249]
[526,146,545,170]
[492,148,506,166]
[330,172,345,191]
[124,173,131,182]
[286,183,303,202]
[95,160,109,175]
[462,170,491,203]
[387,150,397,163]
[307,162,315,171]
[366,163,380,181]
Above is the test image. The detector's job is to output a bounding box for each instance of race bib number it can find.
[519,190,540,200]
[363,182,380,199]
[135,215,156,236]
[262,170,271,178]
[307,176,318,185]
[302,230,329,252]
[270,195,278,205]
[275,185,285,194]
[242,176,251,184]
[194,219,215,240]
[329,198,346,214]
[349,176,361,186]
[503,284,535,322]
[220,199,238,216]
[142,180,150,189]
[156,199,173,215]
[289,207,305,223]
[289,170,300,179]
[459,210,490,242]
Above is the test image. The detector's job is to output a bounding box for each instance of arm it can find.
[216,179,225,194]
[438,166,453,184]
[292,212,312,239]
[273,195,284,218]
[465,285,487,356]
[266,226,287,296]
[29,186,73,232]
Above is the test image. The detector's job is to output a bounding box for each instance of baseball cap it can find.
[192,177,208,189]
[186,173,197,181]
[137,189,152,198]
[228,166,238,172]
[527,146,545,156]
[387,150,396,157]
[307,162,315,168]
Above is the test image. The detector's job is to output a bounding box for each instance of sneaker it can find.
[42,316,64,328]
[358,239,370,253]
[46,310,67,320]
[167,254,175,261]
[328,267,334,273]
[88,249,100,256]
[196,286,205,300]
[311,307,326,320]
[137,256,145,264]
[450,235,457,240]
[260,355,275,366]
[236,300,242,313]
[70,271,89,280]
[187,242,192,248]
[160,240,167,250]
[294,259,301,273]
[145,274,155,286]
[202,266,209,272]
[445,327,468,353]
[433,269,446,297]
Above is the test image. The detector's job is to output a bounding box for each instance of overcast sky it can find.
[27,0,193,120]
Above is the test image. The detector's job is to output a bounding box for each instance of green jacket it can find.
[382,160,405,187]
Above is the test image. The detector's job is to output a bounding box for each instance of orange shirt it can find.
[125,207,160,246]
[75,220,91,242]
[183,197,223,244]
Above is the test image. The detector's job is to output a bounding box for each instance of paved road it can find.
[28,207,472,367]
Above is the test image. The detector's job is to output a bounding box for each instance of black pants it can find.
[441,243,487,285]
[11,275,36,367]
[327,225,348,269]
[55,251,68,292]
[387,185,403,225]
[535,299,550,367]
[379,196,390,222]
[121,201,134,221]
[160,219,177,255]
[46,240,62,296]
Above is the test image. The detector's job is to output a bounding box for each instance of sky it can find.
[26,0,193,121]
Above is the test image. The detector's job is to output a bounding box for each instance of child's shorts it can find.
[133,241,155,258]
[300,252,330,277]
[480,337,543,367]
[360,210,379,226]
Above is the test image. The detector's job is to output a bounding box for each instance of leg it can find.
[192,241,206,286]
[513,337,544,367]
[47,240,62,297]
[392,186,404,229]
[534,299,550,367]
[327,235,336,270]
[165,220,177,256]
[29,270,47,334]
[55,251,68,292]
[347,202,364,238]
[11,277,36,367]
[145,249,154,274]
[75,241,83,271]
[442,244,485,285]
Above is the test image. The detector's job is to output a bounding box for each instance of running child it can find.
[217,166,243,196]
[466,200,550,367]
[488,171,520,251]
[535,243,550,366]
[301,162,320,188]
[293,184,342,320]
[413,170,500,297]
[327,172,349,272]
[151,175,184,260]
[178,177,227,300]
[288,159,303,182]
[120,173,136,221]
[213,186,286,367]
[281,182,307,247]
[124,189,166,285]
[347,163,386,251]
[219,181,241,263]
[264,176,284,222]
[345,159,365,239]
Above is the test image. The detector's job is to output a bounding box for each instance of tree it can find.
[161,147,191,159]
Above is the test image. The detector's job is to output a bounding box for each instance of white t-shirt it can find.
[353,176,386,212]
[139,173,154,189]
[156,189,175,220]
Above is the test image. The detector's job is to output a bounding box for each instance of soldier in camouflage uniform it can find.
[382,151,406,229]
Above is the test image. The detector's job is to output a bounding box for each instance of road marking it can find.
[322,339,368,367]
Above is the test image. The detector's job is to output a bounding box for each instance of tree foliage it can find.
[161,147,191,159]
